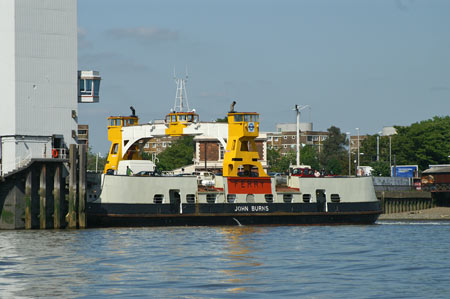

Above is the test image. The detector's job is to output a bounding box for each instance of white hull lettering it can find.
[234,205,269,212]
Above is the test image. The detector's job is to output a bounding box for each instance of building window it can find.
[313,136,319,141]
[283,136,287,140]
[307,136,313,142]
[292,136,295,139]
[274,137,279,142]
[219,145,225,160]
[152,143,156,148]
[274,146,278,150]
[283,145,287,149]
[144,143,150,149]
[162,142,166,147]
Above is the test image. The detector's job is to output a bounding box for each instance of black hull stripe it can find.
[86,202,382,227]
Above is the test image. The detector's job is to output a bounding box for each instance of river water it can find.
[1,221,450,298]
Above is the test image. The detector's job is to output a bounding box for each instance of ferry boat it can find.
[86,106,382,227]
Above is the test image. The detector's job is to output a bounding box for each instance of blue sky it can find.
[77,0,450,154]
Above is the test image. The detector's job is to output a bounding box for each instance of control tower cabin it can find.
[0,0,98,175]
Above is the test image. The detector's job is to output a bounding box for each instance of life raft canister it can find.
[52,149,58,158]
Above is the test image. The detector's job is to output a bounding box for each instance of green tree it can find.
[267,148,296,173]
[320,126,347,174]
[360,116,450,172]
[156,136,195,171]
[300,145,319,169]
[393,116,450,170]
[216,116,228,123]
[87,147,107,172]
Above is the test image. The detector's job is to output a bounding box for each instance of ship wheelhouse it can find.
[165,111,199,136]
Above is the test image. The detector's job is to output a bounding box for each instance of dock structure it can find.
[0,145,88,230]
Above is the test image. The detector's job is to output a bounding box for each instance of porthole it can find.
[186,194,195,204]
[154,194,164,204]
[330,194,340,203]
[206,193,216,204]
[265,194,273,203]
[283,194,293,203]
[246,194,255,203]
[227,194,236,203]
[303,194,311,203]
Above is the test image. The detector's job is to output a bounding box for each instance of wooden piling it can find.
[53,165,63,229]
[68,144,78,228]
[78,145,87,228]
[39,164,47,229]
[25,171,32,229]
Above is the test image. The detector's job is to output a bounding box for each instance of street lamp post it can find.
[293,104,310,166]
[376,136,380,162]
[389,135,392,176]
[356,128,360,167]
[346,132,351,176]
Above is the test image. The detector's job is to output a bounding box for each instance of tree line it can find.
[269,116,450,175]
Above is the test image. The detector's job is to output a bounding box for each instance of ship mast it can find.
[173,69,190,112]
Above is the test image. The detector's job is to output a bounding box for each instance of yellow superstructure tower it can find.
[165,111,199,136]
[103,115,139,174]
[222,112,268,177]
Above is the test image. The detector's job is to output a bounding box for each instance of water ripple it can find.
[0,223,450,298]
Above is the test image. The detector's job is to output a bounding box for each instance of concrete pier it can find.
[0,145,87,229]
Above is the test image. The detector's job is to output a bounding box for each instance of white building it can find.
[276,122,313,133]
[0,0,78,174]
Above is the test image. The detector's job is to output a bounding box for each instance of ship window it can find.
[129,119,135,125]
[265,194,273,203]
[206,194,216,204]
[283,194,293,203]
[194,115,199,122]
[111,143,119,154]
[303,194,311,203]
[330,194,340,203]
[187,115,193,121]
[234,115,243,122]
[227,194,236,203]
[154,194,164,204]
[171,115,177,122]
[186,194,195,204]
[179,115,187,121]
[246,194,255,203]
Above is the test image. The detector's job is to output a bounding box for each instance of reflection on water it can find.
[0,224,450,298]
[218,227,267,293]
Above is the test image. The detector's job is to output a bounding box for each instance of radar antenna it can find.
[173,68,190,112]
